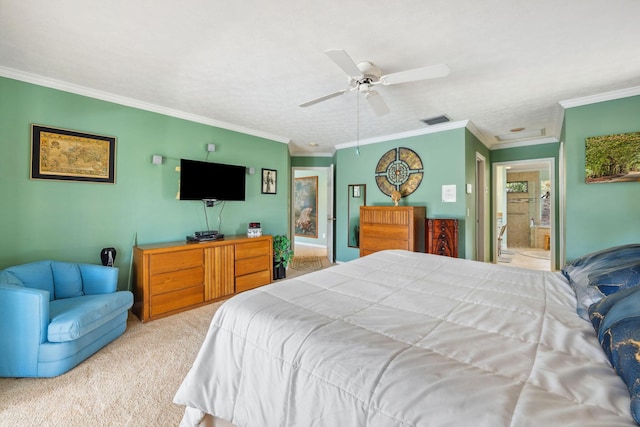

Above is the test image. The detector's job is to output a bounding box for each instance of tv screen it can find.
[179,159,246,201]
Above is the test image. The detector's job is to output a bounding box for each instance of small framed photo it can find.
[262,168,277,194]
[31,124,116,183]
[352,185,361,198]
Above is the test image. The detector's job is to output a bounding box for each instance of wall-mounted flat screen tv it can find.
[179,159,246,201]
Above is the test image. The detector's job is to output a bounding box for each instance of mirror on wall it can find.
[347,184,366,248]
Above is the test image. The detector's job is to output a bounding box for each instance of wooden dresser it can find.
[359,206,426,257]
[427,218,459,258]
[132,235,272,322]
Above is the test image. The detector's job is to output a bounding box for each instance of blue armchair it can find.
[0,260,133,377]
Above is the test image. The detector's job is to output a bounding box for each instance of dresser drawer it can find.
[236,240,270,260]
[150,266,204,295]
[235,254,270,276]
[361,236,409,252]
[150,285,204,317]
[360,224,409,240]
[236,270,271,293]
[149,249,203,274]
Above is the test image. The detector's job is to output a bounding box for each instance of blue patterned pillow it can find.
[591,287,640,424]
[562,244,640,319]
[589,285,640,333]
[601,316,640,424]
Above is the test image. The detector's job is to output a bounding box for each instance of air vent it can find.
[421,115,450,126]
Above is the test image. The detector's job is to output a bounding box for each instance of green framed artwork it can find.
[585,131,640,183]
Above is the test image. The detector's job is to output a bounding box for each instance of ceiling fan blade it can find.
[299,89,349,107]
[380,63,450,85]
[325,49,362,77]
[365,91,390,116]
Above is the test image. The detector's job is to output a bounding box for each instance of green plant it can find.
[273,234,294,269]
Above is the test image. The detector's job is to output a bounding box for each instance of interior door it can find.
[326,164,334,263]
[476,153,486,261]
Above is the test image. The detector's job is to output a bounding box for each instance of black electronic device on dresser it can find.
[187,230,224,242]
[426,218,459,258]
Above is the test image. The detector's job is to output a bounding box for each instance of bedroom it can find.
[2,0,640,425]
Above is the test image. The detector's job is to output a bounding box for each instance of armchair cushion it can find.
[1,261,55,301]
[48,292,133,342]
[52,262,84,299]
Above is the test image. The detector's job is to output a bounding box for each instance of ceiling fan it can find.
[300,49,450,116]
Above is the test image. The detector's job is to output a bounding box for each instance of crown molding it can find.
[289,150,334,158]
[490,136,559,150]
[0,66,291,144]
[334,120,470,151]
[559,85,640,109]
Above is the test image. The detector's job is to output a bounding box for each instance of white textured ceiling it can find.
[2,0,640,155]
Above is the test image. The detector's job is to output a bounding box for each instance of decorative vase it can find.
[273,261,286,280]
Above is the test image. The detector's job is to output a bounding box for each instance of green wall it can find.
[291,156,334,168]
[335,127,469,262]
[563,95,640,261]
[0,77,290,289]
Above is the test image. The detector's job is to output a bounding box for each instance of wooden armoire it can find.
[359,206,426,257]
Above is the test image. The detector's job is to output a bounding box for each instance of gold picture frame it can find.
[31,124,116,183]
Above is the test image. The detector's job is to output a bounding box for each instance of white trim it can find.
[492,158,556,270]
[334,120,470,150]
[0,66,291,144]
[559,141,566,267]
[289,150,334,157]
[559,85,640,109]
[490,137,559,150]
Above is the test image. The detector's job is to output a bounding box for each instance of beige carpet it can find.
[0,301,224,426]
[289,256,322,271]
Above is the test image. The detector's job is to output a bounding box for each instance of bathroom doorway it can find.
[494,159,555,271]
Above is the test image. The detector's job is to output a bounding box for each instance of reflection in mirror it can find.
[348,184,366,248]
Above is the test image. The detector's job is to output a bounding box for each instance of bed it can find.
[174,248,640,426]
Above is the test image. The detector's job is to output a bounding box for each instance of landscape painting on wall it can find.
[585,131,640,183]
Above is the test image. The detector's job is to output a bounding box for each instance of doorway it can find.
[291,166,334,264]
[493,159,555,271]
[476,153,487,261]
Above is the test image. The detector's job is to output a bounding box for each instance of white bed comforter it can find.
[174,250,634,426]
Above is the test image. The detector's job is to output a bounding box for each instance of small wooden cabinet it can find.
[427,218,459,258]
[133,235,272,322]
[359,206,426,256]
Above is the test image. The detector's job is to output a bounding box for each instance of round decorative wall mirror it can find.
[374,147,424,197]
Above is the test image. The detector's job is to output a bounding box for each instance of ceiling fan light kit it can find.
[300,49,450,117]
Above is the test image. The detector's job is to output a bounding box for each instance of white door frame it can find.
[291,166,334,262]
[492,158,556,270]
[475,152,487,261]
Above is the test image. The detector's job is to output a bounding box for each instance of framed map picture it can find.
[31,125,116,183]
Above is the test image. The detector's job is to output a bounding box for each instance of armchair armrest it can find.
[78,264,119,294]
[0,283,49,377]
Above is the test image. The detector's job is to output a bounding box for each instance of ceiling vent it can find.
[421,115,450,126]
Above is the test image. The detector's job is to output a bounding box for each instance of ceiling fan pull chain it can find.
[356,91,360,156]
